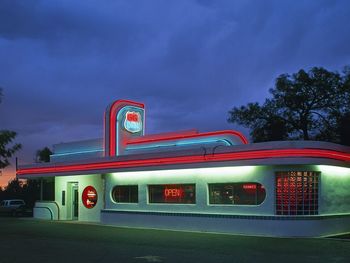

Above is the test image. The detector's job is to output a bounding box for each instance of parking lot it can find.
[0,217,349,263]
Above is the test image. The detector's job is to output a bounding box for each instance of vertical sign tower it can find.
[104,100,145,156]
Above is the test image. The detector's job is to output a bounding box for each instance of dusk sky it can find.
[1,0,350,186]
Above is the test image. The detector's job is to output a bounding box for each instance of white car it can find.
[0,199,26,216]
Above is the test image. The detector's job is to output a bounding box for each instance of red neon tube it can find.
[17,148,350,176]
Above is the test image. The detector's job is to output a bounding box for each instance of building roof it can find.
[17,140,350,178]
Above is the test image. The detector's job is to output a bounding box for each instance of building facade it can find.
[17,100,350,237]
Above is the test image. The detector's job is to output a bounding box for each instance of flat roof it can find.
[17,140,350,178]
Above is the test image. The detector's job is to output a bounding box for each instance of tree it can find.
[0,87,22,169]
[4,178,23,198]
[35,147,53,163]
[0,131,22,169]
[0,178,41,208]
[337,112,350,146]
[228,67,350,144]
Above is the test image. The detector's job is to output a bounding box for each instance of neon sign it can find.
[243,184,257,190]
[82,186,98,209]
[124,111,142,133]
[164,187,184,198]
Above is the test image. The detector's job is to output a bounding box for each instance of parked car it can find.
[0,199,27,216]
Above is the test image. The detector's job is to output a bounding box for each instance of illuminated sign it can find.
[82,186,98,209]
[164,187,184,198]
[243,184,257,190]
[124,111,142,133]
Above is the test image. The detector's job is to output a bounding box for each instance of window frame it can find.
[112,185,139,204]
[208,182,266,206]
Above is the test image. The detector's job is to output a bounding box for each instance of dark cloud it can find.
[0,0,350,164]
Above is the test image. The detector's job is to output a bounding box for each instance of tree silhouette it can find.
[228,67,350,144]
[0,88,22,169]
[35,147,53,163]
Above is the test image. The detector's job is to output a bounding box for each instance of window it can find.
[9,200,25,205]
[62,191,66,206]
[148,184,196,204]
[112,185,138,203]
[209,183,266,205]
[276,171,319,215]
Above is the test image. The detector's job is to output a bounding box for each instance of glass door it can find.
[72,184,79,220]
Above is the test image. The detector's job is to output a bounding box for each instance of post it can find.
[40,178,43,201]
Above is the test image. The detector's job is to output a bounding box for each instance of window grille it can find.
[276,171,319,215]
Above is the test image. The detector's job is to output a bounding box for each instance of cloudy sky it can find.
[1,0,350,185]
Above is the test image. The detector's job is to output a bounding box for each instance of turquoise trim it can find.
[126,138,232,151]
[51,149,103,157]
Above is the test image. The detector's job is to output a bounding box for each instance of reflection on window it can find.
[209,183,266,205]
[276,171,319,215]
[112,185,138,203]
[148,184,196,204]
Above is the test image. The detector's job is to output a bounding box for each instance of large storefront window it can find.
[148,184,196,204]
[276,171,319,215]
[208,183,266,205]
[112,185,138,203]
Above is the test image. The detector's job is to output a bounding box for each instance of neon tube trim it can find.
[17,148,350,176]
[126,139,231,151]
[126,130,249,145]
[51,149,104,157]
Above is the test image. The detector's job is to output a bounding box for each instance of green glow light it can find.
[317,165,350,177]
[110,166,258,183]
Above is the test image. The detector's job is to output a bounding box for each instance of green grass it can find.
[0,218,349,263]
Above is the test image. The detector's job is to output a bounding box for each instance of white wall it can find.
[104,164,350,216]
[50,163,350,224]
[55,174,103,222]
[104,165,275,215]
[318,165,350,214]
[34,201,59,220]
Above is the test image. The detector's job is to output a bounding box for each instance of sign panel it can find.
[124,111,142,133]
[82,186,98,209]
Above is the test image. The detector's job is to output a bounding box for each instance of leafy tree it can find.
[337,112,350,146]
[22,179,41,207]
[35,147,53,163]
[0,131,22,169]
[0,88,22,169]
[228,67,350,144]
[4,178,23,198]
[0,179,41,208]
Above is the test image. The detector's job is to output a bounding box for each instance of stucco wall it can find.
[50,164,350,222]
[104,164,350,216]
[104,166,276,216]
[55,174,103,222]
[318,165,350,214]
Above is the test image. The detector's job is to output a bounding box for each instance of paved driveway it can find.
[0,218,349,263]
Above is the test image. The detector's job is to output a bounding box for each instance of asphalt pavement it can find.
[0,217,349,263]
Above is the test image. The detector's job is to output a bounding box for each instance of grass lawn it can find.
[0,217,349,263]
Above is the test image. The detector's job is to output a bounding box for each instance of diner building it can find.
[17,100,350,237]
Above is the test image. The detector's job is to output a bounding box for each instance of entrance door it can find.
[71,183,79,220]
